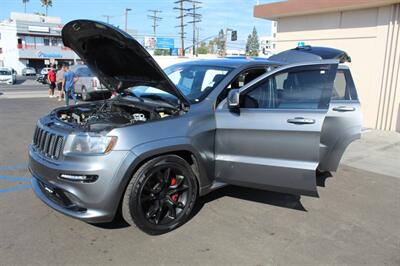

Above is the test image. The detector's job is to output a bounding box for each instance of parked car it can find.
[69,64,109,101]
[29,20,362,235]
[0,67,17,85]
[22,67,37,76]
[36,68,51,84]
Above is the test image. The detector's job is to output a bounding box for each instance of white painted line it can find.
[0,90,49,99]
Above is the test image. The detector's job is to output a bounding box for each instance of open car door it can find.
[215,61,338,196]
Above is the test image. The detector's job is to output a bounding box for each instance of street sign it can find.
[156,38,174,49]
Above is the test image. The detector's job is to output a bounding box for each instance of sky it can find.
[1,0,278,50]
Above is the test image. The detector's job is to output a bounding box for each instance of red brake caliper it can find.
[170,176,178,202]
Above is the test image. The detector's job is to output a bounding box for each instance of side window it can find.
[243,66,333,109]
[332,70,347,100]
[332,69,358,101]
[217,68,266,105]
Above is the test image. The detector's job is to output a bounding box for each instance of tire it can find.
[81,87,91,101]
[122,155,198,235]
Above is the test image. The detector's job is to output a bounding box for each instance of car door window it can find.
[243,65,334,109]
[217,68,267,105]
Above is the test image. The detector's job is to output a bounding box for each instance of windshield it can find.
[129,64,232,104]
[0,70,11,75]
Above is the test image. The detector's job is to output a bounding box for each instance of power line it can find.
[147,9,162,38]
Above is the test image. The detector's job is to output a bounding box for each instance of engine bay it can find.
[55,100,177,131]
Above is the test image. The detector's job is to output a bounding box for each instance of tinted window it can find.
[243,66,333,109]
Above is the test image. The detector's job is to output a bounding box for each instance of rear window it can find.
[75,67,93,77]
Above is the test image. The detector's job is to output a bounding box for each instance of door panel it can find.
[215,62,338,196]
[319,69,362,171]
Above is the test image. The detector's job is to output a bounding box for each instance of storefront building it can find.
[0,12,79,73]
[254,0,400,132]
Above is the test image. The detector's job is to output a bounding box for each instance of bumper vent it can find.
[33,126,64,159]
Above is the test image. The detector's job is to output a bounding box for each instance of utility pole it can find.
[102,14,114,24]
[125,8,132,32]
[187,0,202,56]
[223,28,234,57]
[174,0,189,56]
[148,10,162,38]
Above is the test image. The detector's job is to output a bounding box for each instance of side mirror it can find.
[227,89,240,110]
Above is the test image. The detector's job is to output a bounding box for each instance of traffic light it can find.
[231,30,237,41]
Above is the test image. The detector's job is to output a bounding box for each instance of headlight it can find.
[64,133,117,155]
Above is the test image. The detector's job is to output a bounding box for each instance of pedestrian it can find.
[47,65,56,98]
[62,64,78,106]
[56,64,66,102]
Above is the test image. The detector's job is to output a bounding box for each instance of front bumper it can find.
[29,144,137,223]
[0,79,13,84]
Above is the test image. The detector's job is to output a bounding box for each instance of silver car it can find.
[69,64,109,101]
[28,20,362,235]
[0,67,16,85]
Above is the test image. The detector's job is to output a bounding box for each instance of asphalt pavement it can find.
[0,76,49,99]
[0,84,399,265]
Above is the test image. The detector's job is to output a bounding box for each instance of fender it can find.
[125,137,214,196]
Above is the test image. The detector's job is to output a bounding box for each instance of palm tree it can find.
[40,0,53,16]
[22,0,29,13]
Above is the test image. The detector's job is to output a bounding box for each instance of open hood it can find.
[62,20,189,105]
[269,46,351,64]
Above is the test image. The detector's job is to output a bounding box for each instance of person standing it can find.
[62,65,78,106]
[56,64,66,102]
[47,65,56,98]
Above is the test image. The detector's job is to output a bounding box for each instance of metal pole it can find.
[192,1,196,56]
[180,1,185,56]
[125,8,132,32]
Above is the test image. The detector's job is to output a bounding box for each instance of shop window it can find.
[44,38,50,46]
[51,38,58,46]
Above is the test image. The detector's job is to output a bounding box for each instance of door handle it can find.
[287,117,316,125]
[333,106,355,112]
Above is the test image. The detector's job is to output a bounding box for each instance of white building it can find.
[0,12,80,74]
[259,20,277,57]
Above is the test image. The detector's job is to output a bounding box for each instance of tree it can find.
[216,29,225,56]
[22,0,29,13]
[245,26,260,56]
[40,0,53,16]
[197,42,208,54]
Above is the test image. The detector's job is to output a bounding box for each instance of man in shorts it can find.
[47,65,56,98]
[56,64,66,102]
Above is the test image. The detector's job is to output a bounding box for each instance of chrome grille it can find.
[32,126,64,159]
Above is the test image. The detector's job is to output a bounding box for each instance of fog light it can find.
[59,174,98,182]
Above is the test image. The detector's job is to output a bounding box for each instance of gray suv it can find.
[28,20,362,235]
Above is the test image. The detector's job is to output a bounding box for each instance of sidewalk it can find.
[342,129,400,178]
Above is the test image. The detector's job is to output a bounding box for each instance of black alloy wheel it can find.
[122,155,198,235]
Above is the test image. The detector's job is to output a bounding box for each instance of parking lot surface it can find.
[0,83,399,265]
